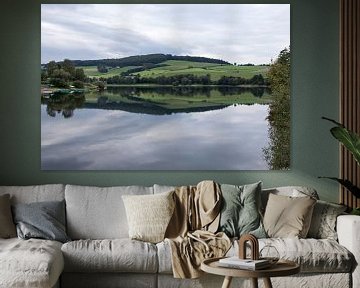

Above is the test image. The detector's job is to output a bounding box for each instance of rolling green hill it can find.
[80,60,269,81]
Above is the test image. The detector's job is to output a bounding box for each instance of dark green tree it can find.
[263,47,291,170]
[62,59,76,76]
[46,61,59,77]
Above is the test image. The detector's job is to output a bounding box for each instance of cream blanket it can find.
[165,180,231,278]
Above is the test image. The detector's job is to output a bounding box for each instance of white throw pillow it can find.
[122,191,175,243]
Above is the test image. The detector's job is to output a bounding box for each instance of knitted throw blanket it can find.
[165,180,231,278]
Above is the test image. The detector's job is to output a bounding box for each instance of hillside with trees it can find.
[68,53,230,68]
[41,54,270,91]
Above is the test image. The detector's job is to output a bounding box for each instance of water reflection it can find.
[41,86,271,118]
[41,86,271,170]
[41,104,269,170]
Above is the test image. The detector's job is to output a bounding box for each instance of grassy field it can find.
[78,65,141,77]
[79,60,269,81]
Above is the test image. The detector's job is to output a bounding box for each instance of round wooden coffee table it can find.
[201,257,300,288]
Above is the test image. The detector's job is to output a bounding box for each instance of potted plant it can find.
[320,117,360,215]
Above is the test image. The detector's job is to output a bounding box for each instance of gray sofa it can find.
[0,184,359,288]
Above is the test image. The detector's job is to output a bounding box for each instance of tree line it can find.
[104,73,267,86]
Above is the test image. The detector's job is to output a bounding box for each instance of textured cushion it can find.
[61,239,158,273]
[61,273,157,288]
[122,191,175,243]
[237,238,353,273]
[158,237,353,274]
[307,200,347,240]
[12,200,70,243]
[65,185,153,239]
[0,238,64,288]
[0,194,16,238]
[263,194,316,238]
[0,184,65,204]
[153,184,176,194]
[218,182,266,238]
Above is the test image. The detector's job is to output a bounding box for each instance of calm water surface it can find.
[41,87,270,170]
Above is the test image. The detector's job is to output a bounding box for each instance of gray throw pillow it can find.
[12,200,70,243]
[307,200,347,240]
[218,182,266,238]
[0,194,17,238]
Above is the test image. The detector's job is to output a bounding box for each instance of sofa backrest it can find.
[65,184,154,239]
[0,184,65,204]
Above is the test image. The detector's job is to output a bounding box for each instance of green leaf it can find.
[322,117,360,165]
[330,127,360,165]
[319,177,360,198]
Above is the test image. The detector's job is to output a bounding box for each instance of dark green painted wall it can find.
[0,0,340,202]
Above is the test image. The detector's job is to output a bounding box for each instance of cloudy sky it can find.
[41,4,290,65]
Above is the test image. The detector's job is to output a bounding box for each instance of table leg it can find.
[251,278,258,288]
[221,276,233,288]
[263,277,273,288]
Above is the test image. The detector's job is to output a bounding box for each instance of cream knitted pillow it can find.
[122,191,175,243]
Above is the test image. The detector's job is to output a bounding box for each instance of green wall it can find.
[0,0,340,202]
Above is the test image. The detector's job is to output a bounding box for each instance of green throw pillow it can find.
[218,182,266,238]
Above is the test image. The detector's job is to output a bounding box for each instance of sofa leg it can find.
[263,277,273,288]
[251,278,258,288]
[221,276,232,288]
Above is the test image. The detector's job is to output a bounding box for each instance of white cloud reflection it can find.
[41,104,269,170]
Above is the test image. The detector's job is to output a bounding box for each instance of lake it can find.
[41,86,271,170]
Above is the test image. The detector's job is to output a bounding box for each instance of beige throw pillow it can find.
[0,194,17,238]
[263,193,316,238]
[122,191,175,243]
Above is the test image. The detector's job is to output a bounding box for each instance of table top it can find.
[201,257,300,278]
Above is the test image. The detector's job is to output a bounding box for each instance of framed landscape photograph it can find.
[41,4,290,170]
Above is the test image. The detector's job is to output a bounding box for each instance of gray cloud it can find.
[41,4,290,64]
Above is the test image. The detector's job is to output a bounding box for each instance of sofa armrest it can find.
[337,215,360,288]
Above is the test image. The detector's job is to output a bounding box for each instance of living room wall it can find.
[0,0,340,202]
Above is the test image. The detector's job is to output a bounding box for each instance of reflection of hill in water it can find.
[85,99,229,115]
[41,86,271,118]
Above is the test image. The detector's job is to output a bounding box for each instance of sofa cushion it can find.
[0,238,64,288]
[158,237,353,274]
[0,194,16,238]
[61,273,157,288]
[307,200,347,240]
[261,186,319,213]
[122,191,175,243]
[65,185,153,239]
[61,239,158,273]
[233,238,353,273]
[0,184,65,204]
[263,194,316,238]
[218,182,266,238]
[12,200,70,243]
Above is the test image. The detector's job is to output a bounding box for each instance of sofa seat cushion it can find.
[157,238,354,274]
[0,238,64,288]
[231,238,353,273]
[62,239,158,273]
